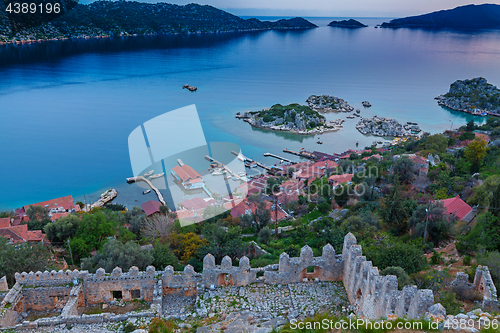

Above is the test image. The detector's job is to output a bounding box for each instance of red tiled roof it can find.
[172,165,202,182]
[50,212,70,221]
[0,218,10,228]
[229,199,288,222]
[27,230,43,242]
[311,160,338,172]
[176,209,194,219]
[141,200,162,216]
[0,224,30,243]
[475,133,490,143]
[328,174,353,185]
[362,154,382,161]
[436,195,473,221]
[23,195,77,212]
[180,197,215,210]
[409,155,428,165]
[0,229,25,244]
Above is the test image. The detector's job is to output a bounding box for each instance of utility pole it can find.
[67,239,75,268]
[274,194,279,239]
[423,204,430,245]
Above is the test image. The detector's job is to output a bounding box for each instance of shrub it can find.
[149,318,176,333]
[436,291,462,315]
[451,284,482,302]
[430,251,445,265]
[463,255,472,266]
[373,242,427,274]
[380,266,411,290]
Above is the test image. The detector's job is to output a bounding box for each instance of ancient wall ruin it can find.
[1,233,498,329]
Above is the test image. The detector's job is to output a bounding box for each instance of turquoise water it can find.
[1,17,499,210]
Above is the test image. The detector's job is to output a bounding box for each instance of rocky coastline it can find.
[436,77,500,116]
[238,103,343,135]
[306,95,354,113]
[355,116,421,137]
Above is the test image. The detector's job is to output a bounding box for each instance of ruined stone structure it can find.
[451,267,499,311]
[1,233,497,329]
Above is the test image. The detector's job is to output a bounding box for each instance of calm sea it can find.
[1,17,500,210]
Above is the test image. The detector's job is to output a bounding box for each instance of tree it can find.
[168,232,208,262]
[456,212,500,254]
[379,179,410,235]
[81,239,153,273]
[490,182,500,218]
[393,158,415,184]
[26,205,49,221]
[468,175,500,207]
[464,139,488,173]
[141,214,174,242]
[466,119,475,132]
[0,237,52,286]
[45,214,81,243]
[373,242,427,274]
[257,226,272,245]
[266,177,282,194]
[408,202,456,245]
[151,241,182,271]
[70,211,116,259]
[419,134,448,155]
[125,206,145,237]
[200,224,247,262]
[477,251,500,291]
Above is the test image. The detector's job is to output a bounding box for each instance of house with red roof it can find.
[20,195,81,222]
[229,199,288,222]
[141,200,162,216]
[0,219,47,245]
[362,154,382,161]
[328,174,354,188]
[171,164,204,190]
[435,195,475,222]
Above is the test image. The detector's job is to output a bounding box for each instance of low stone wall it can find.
[342,233,434,319]
[202,255,257,288]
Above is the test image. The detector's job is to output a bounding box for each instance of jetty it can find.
[204,155,242,181]
[84,189,117,211]
[126,176,166,206]
[283,148,317,160]
[231,151,253,163]
[263,152,293,163]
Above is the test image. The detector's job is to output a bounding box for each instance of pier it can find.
[205,155,242,181]
[126,176,166,206]
[231,150,253,163]
[283,148,317,160]
[263,152,293,163]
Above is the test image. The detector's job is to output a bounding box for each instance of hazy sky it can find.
[86,0,500,17]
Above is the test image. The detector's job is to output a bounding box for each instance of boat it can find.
[143,190,151,195]
[362,101,372,107]
[356,109,361,113]
[143,170,154,177]
[317,141,323,144]
[347,116,355,119]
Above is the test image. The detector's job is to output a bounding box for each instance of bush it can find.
[459,132,476,141]
[477,251,500,291]
[463,255,472,266]
[451,284,482,302]
[373,242,427,274]
[380,266,411,290]
[257,226,272,245]
[436,291,462,315]
[430,251,445,265]
[149,318,176,333]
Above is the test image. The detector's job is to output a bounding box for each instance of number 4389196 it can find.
[5,2,61,14]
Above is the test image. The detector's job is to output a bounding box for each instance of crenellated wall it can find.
[2,233,499,329]
[342,233,434,319]
[264,244,344,284]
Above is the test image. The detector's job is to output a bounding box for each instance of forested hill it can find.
[380,4,500,29]
[0,1,317,42]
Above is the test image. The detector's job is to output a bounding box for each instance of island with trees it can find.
[380,4,500,29]
[238,103,344,134]
[0,1,317,44]
[436,77,500,115]
[327,19,367,28]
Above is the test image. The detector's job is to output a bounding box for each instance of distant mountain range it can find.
[381,4,500,29]
[0,1,317,43]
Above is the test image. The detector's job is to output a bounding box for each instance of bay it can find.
[1,17,499,210]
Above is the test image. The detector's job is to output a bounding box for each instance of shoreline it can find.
[0,26,316,46]
[246,121,342,135]
[436,97,500,118]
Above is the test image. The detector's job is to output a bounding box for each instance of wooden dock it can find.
[264,152,293,163]
[283,148,316,160]
[127,176,166,206]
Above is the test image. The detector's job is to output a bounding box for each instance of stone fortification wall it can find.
[20,286,73,312]
[202,254,257,288]
[264,244,343,284]
[162,264,200,296]
[342,233,434,319]
[84,266,157,305]
[14,269,88,287]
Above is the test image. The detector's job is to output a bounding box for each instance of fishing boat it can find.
[143,170,154,177]
[143,190,151,195]
[317,140,323,144]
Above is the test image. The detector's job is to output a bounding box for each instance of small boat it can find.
[143,190,151,195]
[362,101,372,107]
[143,170,154,177]
[347,116,355,119]
[356,109,361,113]
[356,141,359,146]
[317,141,323,144]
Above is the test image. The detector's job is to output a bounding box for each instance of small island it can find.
[239,103,342,134]
[356,116,421,137]
[306,95,354,112]
[435,77,500,115]
[328,19,367,28]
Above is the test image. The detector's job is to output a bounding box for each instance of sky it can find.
[79,0,500,17]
